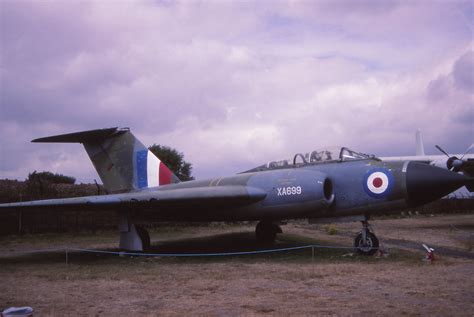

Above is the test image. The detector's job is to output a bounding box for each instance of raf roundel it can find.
[363,168,394,198]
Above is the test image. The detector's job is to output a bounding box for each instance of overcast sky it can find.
[1,0,473,183]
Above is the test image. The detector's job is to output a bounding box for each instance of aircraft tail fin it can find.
[415,129,425,156]
[33,127,180,193]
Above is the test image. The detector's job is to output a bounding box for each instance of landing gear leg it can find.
[354,220,379,256]
[118,211,151,251]
[135,225,151,251]
[255,221,282,244]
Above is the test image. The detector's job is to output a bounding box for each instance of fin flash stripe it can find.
[136,150,172,188]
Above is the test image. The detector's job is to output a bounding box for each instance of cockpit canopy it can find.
[244,147,377,173]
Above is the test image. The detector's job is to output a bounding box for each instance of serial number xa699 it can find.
[276,186,302,196]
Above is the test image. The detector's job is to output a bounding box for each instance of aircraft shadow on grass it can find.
[0,232,334,265]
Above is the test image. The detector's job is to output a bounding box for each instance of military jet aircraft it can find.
[1,127,472,255]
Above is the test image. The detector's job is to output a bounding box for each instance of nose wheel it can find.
[354,220,379,255]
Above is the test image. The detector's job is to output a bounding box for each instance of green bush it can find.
[324,224,338,235]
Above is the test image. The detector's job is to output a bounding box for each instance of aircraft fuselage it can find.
[137,159,464,222]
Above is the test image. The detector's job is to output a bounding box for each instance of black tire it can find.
[354,231,379,256]
[135,225,151,251]
[255,221,277,244]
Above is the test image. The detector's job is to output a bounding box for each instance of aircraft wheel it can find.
[354,231,379,256]
[255,221,279,244]
[135,225,151,251]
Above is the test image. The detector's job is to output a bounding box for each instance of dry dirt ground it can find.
[1,213,473,316]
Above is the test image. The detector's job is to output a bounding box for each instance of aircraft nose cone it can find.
[406,162,470,207]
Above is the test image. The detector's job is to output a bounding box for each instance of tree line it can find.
[0,145,194,203]
[0,145,195,234]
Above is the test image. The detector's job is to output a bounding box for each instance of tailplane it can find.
[33,127,180,193]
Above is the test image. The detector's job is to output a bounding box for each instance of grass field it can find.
[1,213,473,316]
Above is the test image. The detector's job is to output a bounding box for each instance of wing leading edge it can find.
[0,185,267,212]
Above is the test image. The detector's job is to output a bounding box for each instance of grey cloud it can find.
[426,76,452,102]
[426,51,473,105]
[452,102,474,126]
[453,51,474,92]
[1,1,473,182]
[315,0,401,15]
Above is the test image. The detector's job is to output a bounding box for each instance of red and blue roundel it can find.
[363,168,394,198]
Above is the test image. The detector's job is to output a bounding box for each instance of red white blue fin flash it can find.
[136,150,173,188]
